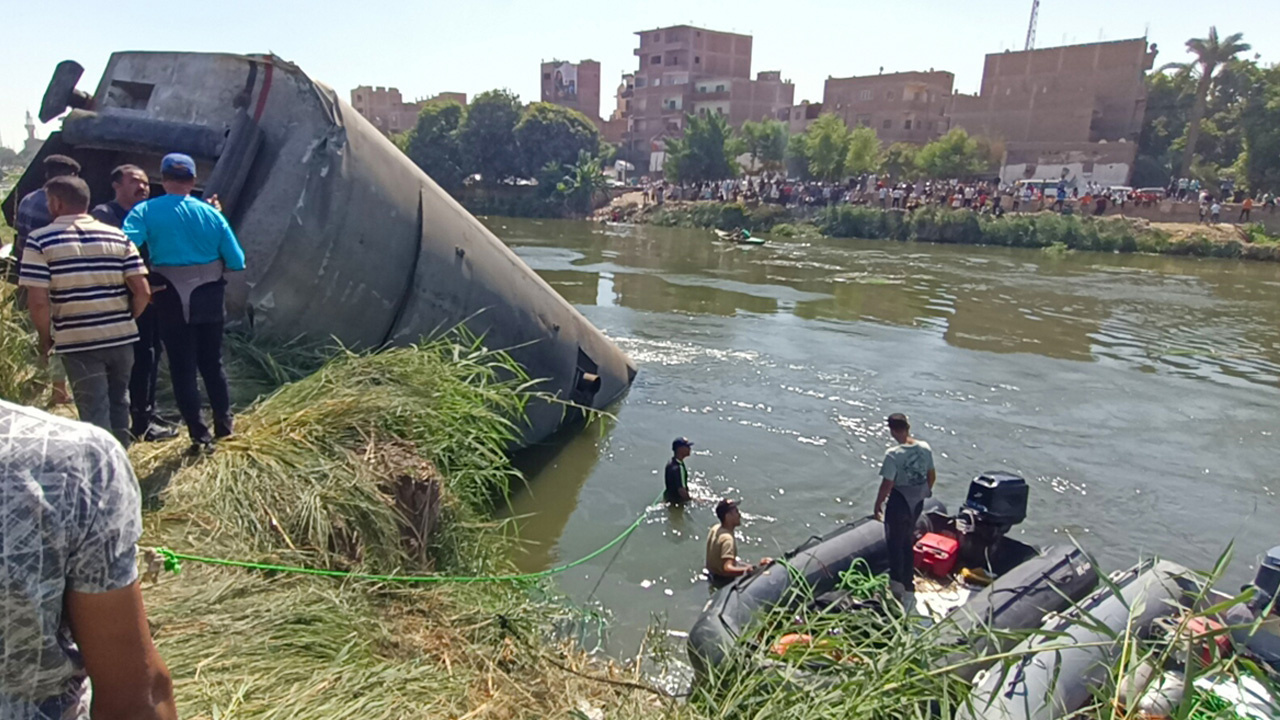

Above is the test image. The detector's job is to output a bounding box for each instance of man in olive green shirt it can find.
[705,499,771,581]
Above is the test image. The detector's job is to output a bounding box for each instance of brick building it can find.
[948,38,1158,184]
[822,71,954,144]
[350,86,467,136]
[624,24,794,172]
[778,101,822,135]
[540,59,602,121]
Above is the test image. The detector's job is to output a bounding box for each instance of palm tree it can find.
[1159,27,1250,177]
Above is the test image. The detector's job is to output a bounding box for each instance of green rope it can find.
[153,491,665,584]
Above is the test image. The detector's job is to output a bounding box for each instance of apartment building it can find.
[350,86,467,135]
[540,59,602,121]
[624,24,793,171]
[822,70,955,144]
[948,38,1158,184]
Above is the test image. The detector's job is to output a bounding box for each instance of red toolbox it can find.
[913,532,960,578]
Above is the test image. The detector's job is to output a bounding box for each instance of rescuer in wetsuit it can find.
[665,437,693,504]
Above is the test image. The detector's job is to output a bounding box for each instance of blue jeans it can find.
[61,344,134,445]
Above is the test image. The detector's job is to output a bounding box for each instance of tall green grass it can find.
[0,282,50,406]
[135,333,534,574]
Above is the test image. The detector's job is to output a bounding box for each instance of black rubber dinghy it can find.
[686,513,1098,681]
[960,560,1201,720]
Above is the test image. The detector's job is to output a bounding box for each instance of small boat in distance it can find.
[713,228,765,245]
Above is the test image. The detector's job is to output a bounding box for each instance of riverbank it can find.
[124,335,674,720]
[608,200,1280,261]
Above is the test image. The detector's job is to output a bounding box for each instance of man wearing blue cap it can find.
[665,437,693,504]
[124,153,245,454]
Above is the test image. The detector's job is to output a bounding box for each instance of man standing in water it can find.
[873,413,936,611]
[705,499,770,582]
[664,437,693,504]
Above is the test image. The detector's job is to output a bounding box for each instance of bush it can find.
[815,205,888,239]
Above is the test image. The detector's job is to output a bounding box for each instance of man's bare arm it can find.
[873,477,894,520]
[125,275,151,319]
[718,556,754,577]
[65,583,176,720]
[927,468,937,492]
[25,287,52,355]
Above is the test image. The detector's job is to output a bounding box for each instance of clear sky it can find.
[1,0,1274,151]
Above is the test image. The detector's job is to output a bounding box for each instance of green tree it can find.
[663,112,738,183]
[553,151,610,215]
[801,114,852,181]
[514,102,601,178]
[1240,63,1280,193]
[740,118,788,173]
[459,89,523,185]
[844,126,881,176]
[401,101,466,191]
[916,129,988,179]
[785,132,811,179]
[0,146,19,172]
[880,142,920,180]
[1159,27,1251,177]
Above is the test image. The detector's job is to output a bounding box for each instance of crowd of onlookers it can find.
[638,173,1278,225]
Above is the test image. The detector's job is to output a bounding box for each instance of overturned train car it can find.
[3,52,636,443]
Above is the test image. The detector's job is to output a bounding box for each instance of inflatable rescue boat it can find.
[687,472,1100,680]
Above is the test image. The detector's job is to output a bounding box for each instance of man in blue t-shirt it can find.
[873,413,936,610]
[123,154,246,454]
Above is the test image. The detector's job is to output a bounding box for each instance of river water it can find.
[484,217,1280,655]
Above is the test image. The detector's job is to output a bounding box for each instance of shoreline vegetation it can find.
[607,199,1280,262]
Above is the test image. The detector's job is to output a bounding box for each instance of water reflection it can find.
[505,219,1280,386]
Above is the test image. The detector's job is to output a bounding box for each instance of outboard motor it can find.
[956,472,1029,570]
[1251,546,1280,616]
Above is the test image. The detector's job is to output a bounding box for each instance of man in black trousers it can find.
[92,164,177,442]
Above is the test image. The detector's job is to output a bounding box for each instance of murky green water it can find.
[484,217,1280,655]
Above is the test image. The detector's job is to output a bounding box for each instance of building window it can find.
[636,77,646,87]
[653,77,661,86]
[653,34,660,42]
[543,73,551,80]
[886,90,896,99]
[355,94,362,102]
[667,55,678,66]
[715,84,725,92]
[858,89,873,101]
[651,55,661,65]
[716,107,724,115]
[694,56,701,64]
[904,119,912,129]
[699,107,707,116]
[882,119,892,129]
[857,115,871,126]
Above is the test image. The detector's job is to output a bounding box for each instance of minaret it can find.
[23,110,42,154]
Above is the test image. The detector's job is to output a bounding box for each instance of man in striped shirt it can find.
[19,176,151,444]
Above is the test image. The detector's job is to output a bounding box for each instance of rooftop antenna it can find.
[1024,0,1040,50]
